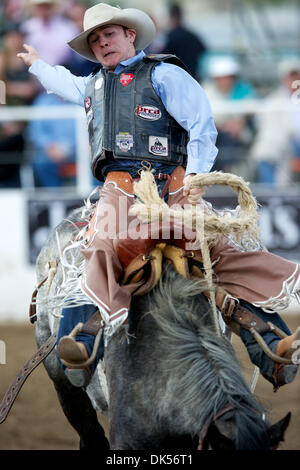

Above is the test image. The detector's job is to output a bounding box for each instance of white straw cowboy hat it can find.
[67,3,156,63]
[209,57,240,78]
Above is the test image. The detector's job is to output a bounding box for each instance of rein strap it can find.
[0,333,57,424]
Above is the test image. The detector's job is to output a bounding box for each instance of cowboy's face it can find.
[88,24,136,70]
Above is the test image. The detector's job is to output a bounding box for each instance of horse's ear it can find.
[267,412,291,449]
[205,423,235,450]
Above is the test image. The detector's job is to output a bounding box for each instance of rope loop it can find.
[188,171,260,245]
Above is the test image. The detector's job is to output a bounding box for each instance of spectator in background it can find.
[21,0,79,66]
[158,3,207,82]
[250,58,300,186]
[203,56,257,175]
[1,0,26,30]
[0,25,38,105]
[0,122,25,188]
[0,25,38,187]
[64,1,96,76]
[66,1,86,31]
[27,91,77,187]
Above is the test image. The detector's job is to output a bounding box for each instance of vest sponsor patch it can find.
[149,136,168,156]
[95,77,103,90]
[120,73,134,87]
[135,105,162,121]
[84,96,91,110]
[116,132,134,152]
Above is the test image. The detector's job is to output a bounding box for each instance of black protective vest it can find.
[84,54,188,178]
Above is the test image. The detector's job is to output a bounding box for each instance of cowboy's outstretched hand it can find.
[17,44,40,67]
[183,173,205,204]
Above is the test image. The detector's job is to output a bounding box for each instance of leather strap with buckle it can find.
[213,287,272,335]
[214,289,294,365]
[105,166,185,196]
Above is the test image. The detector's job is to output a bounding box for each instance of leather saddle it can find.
[114,219,203,296]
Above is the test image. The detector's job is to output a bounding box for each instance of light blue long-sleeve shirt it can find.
[29,50,218,175]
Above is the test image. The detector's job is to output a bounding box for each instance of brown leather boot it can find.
[57,337,91,387]
[57,337,89,365]
[272,327,300,390]
[276,326,300,357]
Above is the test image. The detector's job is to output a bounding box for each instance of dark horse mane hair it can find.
[128,263,273,450]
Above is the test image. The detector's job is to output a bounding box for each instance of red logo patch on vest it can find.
[84,96,91,110]
[120,73,134,87]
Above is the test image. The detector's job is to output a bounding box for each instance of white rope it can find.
[200,238,221,337]
[250,365,260,393]
[96,359,109,405]
[44,261,57,295]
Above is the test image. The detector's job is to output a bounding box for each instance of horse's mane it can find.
[137,264,272,449]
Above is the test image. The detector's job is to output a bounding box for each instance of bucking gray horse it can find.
[34,207,291,450]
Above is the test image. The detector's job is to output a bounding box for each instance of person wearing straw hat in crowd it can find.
[203,56,257,175]
[251,57,300,185]
[18,3,300,389]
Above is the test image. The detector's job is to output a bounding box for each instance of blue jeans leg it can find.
[57,304,104,374]
[239,300,297,387]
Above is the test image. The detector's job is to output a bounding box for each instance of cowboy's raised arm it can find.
[17,44,89,107]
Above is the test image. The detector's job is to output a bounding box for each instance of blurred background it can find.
[0,0,299,450]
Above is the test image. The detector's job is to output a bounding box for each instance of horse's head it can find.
[201,409,291,450]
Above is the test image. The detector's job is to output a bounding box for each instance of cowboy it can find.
[18,3,300,390]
